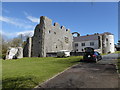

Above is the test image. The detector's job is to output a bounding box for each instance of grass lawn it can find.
[114,51,120,54]
[101,53,108,55]
[2,56,82,88]
[118,58,120,73]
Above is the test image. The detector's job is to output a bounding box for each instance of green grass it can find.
[101,53,108,55]
[114,51,120,54]
[2,56,82,89]
[118,58,120,73]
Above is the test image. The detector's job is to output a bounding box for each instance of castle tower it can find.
[23,16,73,57]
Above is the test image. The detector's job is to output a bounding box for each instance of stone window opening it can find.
[65,37,69,43]
[49,30,51,33]
[66,29,68,31]
[53,23,56,26]
[54,32,56,34]
[61,26,64,29]
[106,38,108,41]
[56,46,57,48]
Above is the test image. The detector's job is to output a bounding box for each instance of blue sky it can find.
[1,2,118,43]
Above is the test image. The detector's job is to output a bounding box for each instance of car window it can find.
[94,52,98,55]
[97,52,100,55]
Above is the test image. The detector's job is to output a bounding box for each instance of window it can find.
[54,23,56,26]
[94,52,98,55]
[90,42,94,46]
[81,43,85,46]
[106,38,108,41]
[65,37,69,43]
[54,32,56,34]
[48,30,51,33]
[75,43,78,47]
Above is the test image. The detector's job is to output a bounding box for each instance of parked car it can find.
[84,47,94,52]
[83,51,102,62]
[57,50,70,57]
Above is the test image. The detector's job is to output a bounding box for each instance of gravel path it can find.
[35,53,119,88]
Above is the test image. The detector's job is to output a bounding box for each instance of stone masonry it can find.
[23,16,73,57]
[6,47,23,59]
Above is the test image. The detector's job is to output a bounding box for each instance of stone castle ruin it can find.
[5,16,114,59]
[23,16,73,57]
[6,47,23,59]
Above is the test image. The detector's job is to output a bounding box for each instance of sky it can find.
[1,2,118,43]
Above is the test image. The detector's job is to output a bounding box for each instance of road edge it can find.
[33,63,80,88]
[115,63,120,77]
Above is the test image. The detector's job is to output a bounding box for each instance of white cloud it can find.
[24,11,39,23]
[16,30,34,37]
[0,16,35,29]
[0,30,17,39]
[1,30,34,38]
[26,16,39,23]
[0,16,9,22]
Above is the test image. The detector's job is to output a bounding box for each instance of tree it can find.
[1,33,32,59]
[1,38,9,59]
[10,38,22,47]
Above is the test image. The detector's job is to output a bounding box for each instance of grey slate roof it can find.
[73,32,113,42]
[73,34,99,42]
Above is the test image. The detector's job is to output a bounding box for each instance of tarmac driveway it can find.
[35,53,119,88]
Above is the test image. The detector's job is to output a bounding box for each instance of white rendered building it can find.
[73,32,115,53]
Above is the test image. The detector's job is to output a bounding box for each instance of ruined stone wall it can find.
[23,38,30,57]
[24,16,73,57]
[6,47,23,59]
[43,17,73,57]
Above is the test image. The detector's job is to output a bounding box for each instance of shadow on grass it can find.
[2,76,39,89]
[70,59,82,63]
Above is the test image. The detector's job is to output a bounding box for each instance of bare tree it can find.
[1,38,9,59]
[1,32,33,59]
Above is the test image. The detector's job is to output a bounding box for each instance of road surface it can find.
[35,53,119,88]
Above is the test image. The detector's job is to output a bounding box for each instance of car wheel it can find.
[95,58,98,63]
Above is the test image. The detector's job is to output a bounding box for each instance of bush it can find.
[2,54,6,60]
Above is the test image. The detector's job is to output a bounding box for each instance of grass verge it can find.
[101,53,108,55]
[114,51,120,54]
[118,58,120,73]
[2,56,82,88]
